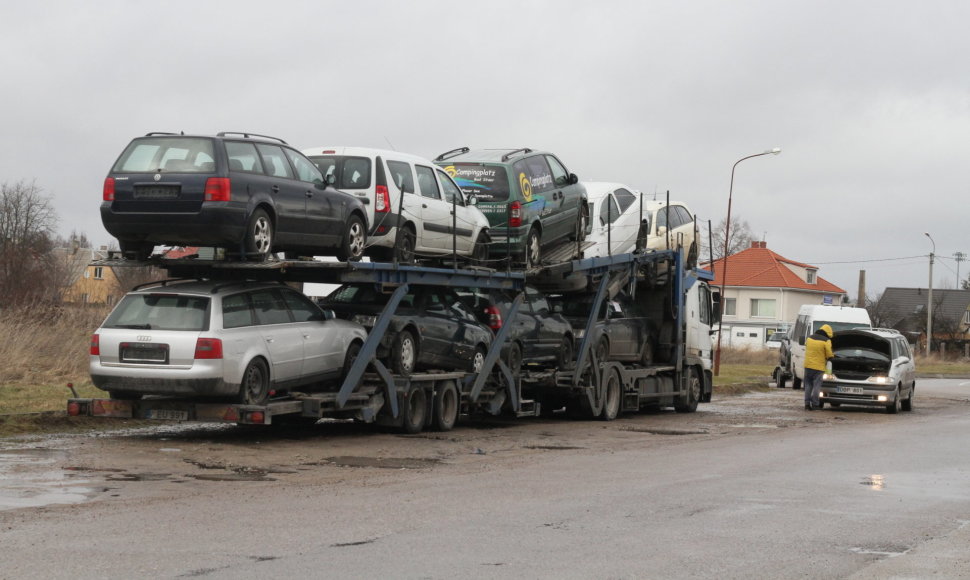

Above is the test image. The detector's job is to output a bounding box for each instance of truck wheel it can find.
[401,384,427,434]
[525,228,541,269]
[391,330,417,376]
[238,358,270,405]
[675,367,700,413]
[599,368,621,421]
[244,209,273,261]
[393,225,416,264]
[337,214,366,262]
[431,380,459,432]
[774,367,787,389]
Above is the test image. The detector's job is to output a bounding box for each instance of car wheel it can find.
[506,343,522,381]
[686,242,698,270]
[674,366,701,413]
[639,336,654,366]
[390,330,417,376]
[469,345,487,373]
[119,240,154,261]
[634,223,649,253]
[471,231,489,267]
[886,386,901,414]
[774,367,787,389]
[244,209,273,261]
[525,228,541,269]
[337,214,366,262]
[431,380,459,432]
[792,375,803,390]
[556,335,574,370]
[594,336,609,364]
[599,368,621,421]
[108,390,142,401]
[238,358,270,405]
[401,384,427,434]
[340,341,363,388]
[902,385,914,411]
[574,205,588,243]
[393,225,416,264]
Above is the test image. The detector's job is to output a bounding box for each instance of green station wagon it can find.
[434,148,588,268]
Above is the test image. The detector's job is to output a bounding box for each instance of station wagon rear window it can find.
[113,137,216,173]
[104,294,210,331]
[442,163,510,202]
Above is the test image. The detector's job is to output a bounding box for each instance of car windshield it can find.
[441,163,510,202]
[103,293,210,331]
[113,137,216,173]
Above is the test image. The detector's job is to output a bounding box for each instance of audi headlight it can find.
[352,314,377,328]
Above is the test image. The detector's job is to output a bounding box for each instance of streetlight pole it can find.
[925,232,935,357]
[714,148,781,375]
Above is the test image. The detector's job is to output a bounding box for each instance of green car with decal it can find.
[434,147,588,269]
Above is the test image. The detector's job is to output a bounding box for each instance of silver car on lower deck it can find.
[90,279,367,404]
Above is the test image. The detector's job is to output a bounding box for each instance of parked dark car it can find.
[457,285,574,374]
[555,291,657,365]
[319,284,493,375]
[102,132,369,261]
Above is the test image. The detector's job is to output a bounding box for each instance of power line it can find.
[805,254,925,265]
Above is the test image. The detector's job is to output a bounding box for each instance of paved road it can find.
[1,380,969,579]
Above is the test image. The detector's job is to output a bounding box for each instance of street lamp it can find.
[713,147,782,376]
[925,232,935,357]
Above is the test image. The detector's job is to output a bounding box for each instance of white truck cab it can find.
[789,304,871,386]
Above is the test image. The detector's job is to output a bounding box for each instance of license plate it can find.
[133,185,179,199]
[148,409,188,421]
[836,386,864,394]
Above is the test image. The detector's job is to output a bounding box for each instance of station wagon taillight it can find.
[194,338,224,359]
[375,185,390,213]
[484,305,503,331]
[103,178,115,201]
[90,333,100,355]
[509,201,522,228]
[204,178,231,202]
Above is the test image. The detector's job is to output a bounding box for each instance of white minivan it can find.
[301,147,490,264]
[789,304,871,388]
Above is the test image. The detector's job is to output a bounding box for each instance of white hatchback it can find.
[302,147,491,264]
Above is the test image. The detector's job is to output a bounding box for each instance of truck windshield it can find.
[440,163,509,202]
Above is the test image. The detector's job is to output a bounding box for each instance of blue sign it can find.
[823,295,833,305]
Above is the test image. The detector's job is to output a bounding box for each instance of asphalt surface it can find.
[1,378,969,579]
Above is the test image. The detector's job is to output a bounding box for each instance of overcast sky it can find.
[2,0,966,299]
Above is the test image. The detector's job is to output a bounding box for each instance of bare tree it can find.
[703,216,755,263]
[104,240,165,295]
[865,292,902,329]
[0,180,63,307]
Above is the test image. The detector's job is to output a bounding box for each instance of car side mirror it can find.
[468,194,477,205]
[569,173,579,185]
[897,356,910,364]
[321,309,336,320]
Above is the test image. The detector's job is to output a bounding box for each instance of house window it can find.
[750,298,776,318]
[723,298,736,316]
[93,266,104,280]
[806,269,817,284]
[965,310,970,325]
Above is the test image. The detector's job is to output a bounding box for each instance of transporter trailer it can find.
[68,248,718,432]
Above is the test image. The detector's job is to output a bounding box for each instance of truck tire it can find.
[401,384,427,434]
[238,358,270,405]
[675,367,700,413]
[431,380,459,432]
[599,368,621,421]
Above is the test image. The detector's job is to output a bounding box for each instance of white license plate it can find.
[148,409,188,421]
[836,386,864,395]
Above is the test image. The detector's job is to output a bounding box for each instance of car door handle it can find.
[303,334,310,339]
[422,204,428,208]
[265,337,274,343]
[305,190,313,198]
[272,185,280,193]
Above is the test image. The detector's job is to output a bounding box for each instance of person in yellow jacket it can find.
[804,324,834,410]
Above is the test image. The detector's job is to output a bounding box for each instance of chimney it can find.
[750,241,766,249]
[857,270,866,308]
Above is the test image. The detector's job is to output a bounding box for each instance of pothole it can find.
[324,456,443,469]
[620,427,710,435]
[189,473,276,482]
[105,472,172,482]
[523,445,586,450]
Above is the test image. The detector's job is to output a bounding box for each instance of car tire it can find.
[238,358,270,405]
[390,329,417,376]
[471,231,489,267]
[119,240,154,261]
[635,223,649,253]
[340,341,362,388]
[431,380,459,432]
[469,345,487,373]
[639,336,654,366]
[337,214,366,262]
[525,228,541,269]
[393,225,416,264]
[887,387,901,414]
[902,385,914,411]
[792,375,803,390]
[506,343,522,381]
[594,336,609,364]
[573,205,588,243]
[774,367,787,389]
[244,209,273,261]
[401,384,427,434]
[686,242,698,270]
[674,366,701,413]
[598,368,621,421]
[557,335,574,370]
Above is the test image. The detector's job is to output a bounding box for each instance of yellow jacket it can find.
[804,324,834,371]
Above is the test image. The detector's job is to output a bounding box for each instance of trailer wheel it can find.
[238,358,270,405]
[391,330,417,376]
[431,380,459,432]
[401,384,428,434]
[599,368,621,421]
[675,366,700,413]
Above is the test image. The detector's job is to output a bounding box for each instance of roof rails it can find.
[216,132,288,145]
[131,278,201,292]
[434,147,470,162]
[144,132,182,136]
[501,148,533,162]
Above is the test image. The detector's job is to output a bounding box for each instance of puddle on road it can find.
[324,456,442,469]
[0,448,97,511]
[523,445,586,450]
[861,474,887,490]
[620,427,710,436]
